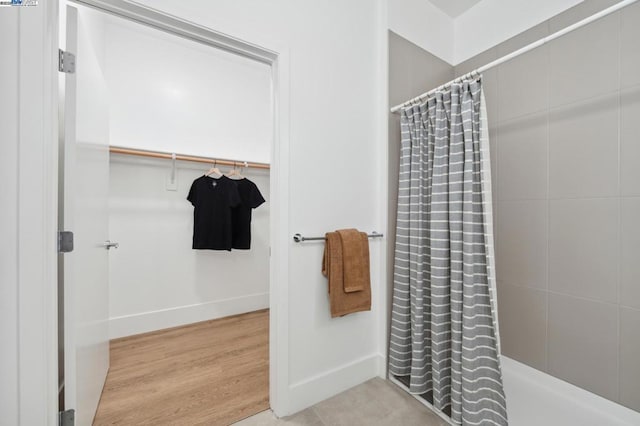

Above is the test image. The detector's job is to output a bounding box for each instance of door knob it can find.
[104,240,119,250]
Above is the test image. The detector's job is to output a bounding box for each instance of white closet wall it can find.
[104,17,272,163]
[108,160,270,338]
[89,13,272,338]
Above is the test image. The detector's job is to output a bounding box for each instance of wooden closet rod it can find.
[109,146,271,170]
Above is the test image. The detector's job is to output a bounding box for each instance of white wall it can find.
[387,0,585,67]
[0,9,21,426]
[104,17,272,163]
[388,0,454,64]
[453,0,582,63]
[131,0,385,415]
[108,157,270,338]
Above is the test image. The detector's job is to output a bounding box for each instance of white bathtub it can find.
[501,356,640,426]
[390,356,640,425]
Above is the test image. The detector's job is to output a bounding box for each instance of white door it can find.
[61,5,111,425]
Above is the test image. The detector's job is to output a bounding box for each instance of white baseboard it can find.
[286,354,379,415]
[375,352,387,378]
[109,292,269,339]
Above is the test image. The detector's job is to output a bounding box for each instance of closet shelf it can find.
[109,146,270,170]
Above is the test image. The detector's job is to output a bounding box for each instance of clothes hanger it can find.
[205,159,222,177]
[226,161,244,180]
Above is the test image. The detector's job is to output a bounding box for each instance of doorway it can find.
[58,1,288,424]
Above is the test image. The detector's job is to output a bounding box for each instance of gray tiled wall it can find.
[454,0,640,412]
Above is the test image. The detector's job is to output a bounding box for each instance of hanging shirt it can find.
[187,175,241,250]
[231,178,266,250]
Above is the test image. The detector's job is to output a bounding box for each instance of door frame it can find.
[40,0,290,422]
[5,1,60,424]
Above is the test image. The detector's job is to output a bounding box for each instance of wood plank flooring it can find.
[93,310,269,426]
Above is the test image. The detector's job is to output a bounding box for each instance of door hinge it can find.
[58,49,76,74]
[58,231,74,253]
[58,409,75,426]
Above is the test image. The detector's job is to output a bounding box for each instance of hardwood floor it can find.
[93,310,269,426]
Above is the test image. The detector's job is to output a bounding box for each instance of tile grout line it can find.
[493,58,500,307]
[500,195,637,202]
[502,281,628,309]
[616,8,623,404]
[495,86,625,128]
[310,405,328,426]
[544,24,551,374]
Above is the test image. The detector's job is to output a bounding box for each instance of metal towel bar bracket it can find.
[293,231,383,243]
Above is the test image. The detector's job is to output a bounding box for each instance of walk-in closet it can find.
[60,5,273,425]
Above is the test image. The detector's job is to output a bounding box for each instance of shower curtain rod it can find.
[109,146,271,170]
[390,0,639,113]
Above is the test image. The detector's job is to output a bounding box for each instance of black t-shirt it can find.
[231,178,265,249]
[187,175,241,250]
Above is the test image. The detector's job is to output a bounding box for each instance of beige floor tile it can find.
[376,407,446,426]
[236,379,447,426]
[234,409,280,426]
[281,409,325,425]
[234,408,324,426]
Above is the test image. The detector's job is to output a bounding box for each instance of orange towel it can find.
[322,229,371,317]
[337,229,366,293]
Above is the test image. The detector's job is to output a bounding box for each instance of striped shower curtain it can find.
[389,78,507,425]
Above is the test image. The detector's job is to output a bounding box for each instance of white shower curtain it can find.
[389,78,507,426]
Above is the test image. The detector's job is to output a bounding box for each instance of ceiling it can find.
[428,0,482,17]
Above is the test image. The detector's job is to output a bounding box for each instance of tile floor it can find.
[234,378,448,426]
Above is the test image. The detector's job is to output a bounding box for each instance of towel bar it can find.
[293,231,383,243]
